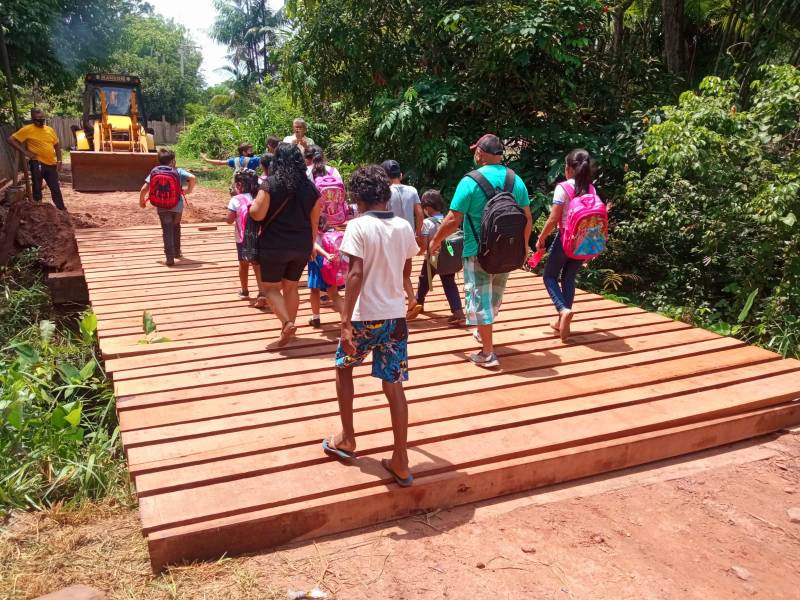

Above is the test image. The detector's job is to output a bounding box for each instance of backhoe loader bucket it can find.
[71,151,160,192]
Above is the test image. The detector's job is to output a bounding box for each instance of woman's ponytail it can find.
[566,148,593,196]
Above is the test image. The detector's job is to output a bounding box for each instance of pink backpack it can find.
[558,182,608,260]
[314,171,348,227]
[233,193,253,244]
[320,230,348,287]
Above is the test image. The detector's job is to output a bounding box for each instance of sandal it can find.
[254,293,267,308]
[322,436,356,460]
[276,321,297,347]
[381,458,414,487]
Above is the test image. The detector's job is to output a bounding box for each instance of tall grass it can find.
[1,250,128,515]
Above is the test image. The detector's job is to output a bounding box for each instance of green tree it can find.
[0,0,145,120]
[211,0,286,84]
[107,15,204,123]
[606,65,800,356]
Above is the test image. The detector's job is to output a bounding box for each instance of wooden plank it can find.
[119,341,771,436]
[110,304,647,382]
[136,371,800,534]
[73,222,800,575]
[122,334,745,471]
[113,309,672,400]
[99,297,632,361]
[130,356,793,496]
[121,319,708,442]
[144,402,800,572]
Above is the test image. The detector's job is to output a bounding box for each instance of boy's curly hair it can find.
[348,164,391,208]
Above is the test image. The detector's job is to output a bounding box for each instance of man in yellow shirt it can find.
[7,108,65,210]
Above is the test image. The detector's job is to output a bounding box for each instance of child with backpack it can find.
[139,148,196,266]
[536,148,608,341]
[307,214,345,327]
[308,146,349,227]
[226,169,265,305]
[407,190,465,325]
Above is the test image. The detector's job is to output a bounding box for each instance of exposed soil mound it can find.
[0,197,82,271]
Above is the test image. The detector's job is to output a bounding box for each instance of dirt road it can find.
[61,185,227,230]
[3,431,799,599]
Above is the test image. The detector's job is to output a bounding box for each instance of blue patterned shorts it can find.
[335,319,409,382]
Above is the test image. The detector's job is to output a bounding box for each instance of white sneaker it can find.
[472,329,482,344]
[469,351,499,368]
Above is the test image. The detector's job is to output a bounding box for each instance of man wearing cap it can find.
[428,134,531,368]
[7,108,66,210]
[382,159,424,316]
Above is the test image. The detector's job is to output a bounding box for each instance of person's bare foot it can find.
[559,309,574,341]
[550,317,560,333]
[388,454,410,480]
[329,432,356,454]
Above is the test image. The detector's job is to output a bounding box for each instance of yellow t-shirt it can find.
[12,124,59,165]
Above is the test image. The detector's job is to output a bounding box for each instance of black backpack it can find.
[465,168,528,274]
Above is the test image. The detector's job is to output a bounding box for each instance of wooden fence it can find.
[0,118,183,182]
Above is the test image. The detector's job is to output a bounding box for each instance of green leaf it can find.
[79,311,97,341]
[4,400,23,429]
[51,406,67,428]
[58,363,81,382]
[781,212,796,227]
[737,289,759,323]
[79,359,96,381]
[142,311,157,335]
[39,320,55,343]
[149,337,171,344]
[14,344,39,365]
[64,402,82,427]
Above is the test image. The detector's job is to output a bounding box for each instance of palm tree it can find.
[211,0,287,84]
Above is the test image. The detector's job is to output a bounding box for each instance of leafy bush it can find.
[175,113,244,158]
[177,86,307,160]
[0,253,126,512]
[603,65,800,357]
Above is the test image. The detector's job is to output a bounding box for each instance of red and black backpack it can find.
[147,166,182,209]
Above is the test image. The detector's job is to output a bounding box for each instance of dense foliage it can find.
[0,2,203,123]
[0,251,125,512]
[602,65,800,356]
[176,86,308,157]
[107,15,204,122]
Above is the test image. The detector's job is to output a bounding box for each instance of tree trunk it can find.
[662,0,686,76]
[612,0,635,58]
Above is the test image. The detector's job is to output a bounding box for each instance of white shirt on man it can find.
[283,135,315,147]
[340,212,419,321]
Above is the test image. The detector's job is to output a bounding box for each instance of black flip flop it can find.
[381,458,414,487]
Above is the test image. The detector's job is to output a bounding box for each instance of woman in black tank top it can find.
[250,143,321,346]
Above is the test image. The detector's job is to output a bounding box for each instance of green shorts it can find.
[463,257,509,326]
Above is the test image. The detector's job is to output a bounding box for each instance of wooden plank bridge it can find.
[74,222,800,572]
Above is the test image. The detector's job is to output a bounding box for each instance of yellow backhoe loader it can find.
[70,73,159,192]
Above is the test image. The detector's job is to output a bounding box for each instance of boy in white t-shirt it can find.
[321,164,419,487]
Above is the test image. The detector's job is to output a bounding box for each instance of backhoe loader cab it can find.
[71,73,160,192]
